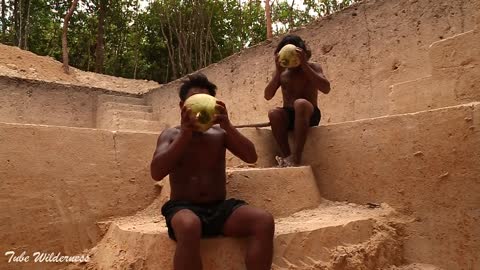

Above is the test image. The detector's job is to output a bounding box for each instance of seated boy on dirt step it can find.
[150,73,274,270]
[265,35,331,167]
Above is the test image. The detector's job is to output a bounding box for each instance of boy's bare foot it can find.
[283,155,299,167]
[276,155,301,167]
[275,155,299,167]
[275,156,286,167]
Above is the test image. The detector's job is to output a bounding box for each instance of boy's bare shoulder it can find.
[162,126,181,136]
[308,62,324,73]
[157,126,227,142]
[157,127,181,143]
[209,126,227,137]
[202,126,227,141]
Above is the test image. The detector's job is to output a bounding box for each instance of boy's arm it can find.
[297,49,331,94]
[215,101,258,163]
[264,54,284,100]
[150,128,192,181]
[150,107,196,181]
[223,124,258,163]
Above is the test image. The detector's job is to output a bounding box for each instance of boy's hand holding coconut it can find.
[182,93,231,132]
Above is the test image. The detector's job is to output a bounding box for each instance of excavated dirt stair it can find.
[96,94,162,132]
[76,167,406,270]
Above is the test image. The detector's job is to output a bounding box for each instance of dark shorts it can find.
[283,106,321,130]
[161,198,247,240]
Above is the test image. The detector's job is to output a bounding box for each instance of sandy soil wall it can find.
[0,76,141,128]
[389,25,480,115]
[147,0,480,128]
[0,124,159,268]
[302,103,480,269]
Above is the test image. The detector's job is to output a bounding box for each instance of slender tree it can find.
[17,0,22,46]
[95,0,106,73]
[1,0,6,40]
[19,0,31,49]
[265,0,272,39]
[132,0,140,79]
[13,0,19,45]
[289,0,295,28]
[62,0,79,74]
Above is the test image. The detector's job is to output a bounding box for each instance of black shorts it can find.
[161,199,247,240]
[283,106,321,130]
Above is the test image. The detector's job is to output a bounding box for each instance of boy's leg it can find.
[268,108,291,158]
[290,99,314,165]
[170,209,203,270]
[223,205,274,270]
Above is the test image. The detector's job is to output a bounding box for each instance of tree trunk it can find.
[133,48,138,79]
[1,0,6,39]
[95,0,106,73]
[174,11,184,75]
[265,0,272,39]
[13,0,19,45]
[18,0,22,47]
[324,0,332,15]
[62,0,79,74]
[22,0,31,50]
[87,38,91,71]
[332,0,339,12]
[132,0,140,79]
[164,61,169,83]
[160,20,177,79]
[289,0,295,29]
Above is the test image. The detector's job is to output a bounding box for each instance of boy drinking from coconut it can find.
[265,35,331,167]
[150,73,274,270]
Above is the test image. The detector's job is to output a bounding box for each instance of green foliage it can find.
[27,0,65,56]
[303,0,361,16]
[0,0,358,83]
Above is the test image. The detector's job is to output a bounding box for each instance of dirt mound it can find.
[0,44,160,94]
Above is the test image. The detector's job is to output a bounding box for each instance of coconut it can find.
[278,44,301,68]
[184,93,218,132]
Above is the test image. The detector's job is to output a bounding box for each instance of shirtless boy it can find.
[150,73,274,270]
[264,35,331,167]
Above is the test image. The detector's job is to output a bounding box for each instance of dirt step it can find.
[114,118,163,133]
[156,166,322,218]
[96,101,157,131]
[85,202,402,270]
[97,115,161,132]
[98,101,153,113]
[429,29,479,70]
[389,27,480,115]
[97,94,146,106]
[102,109,155,121]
